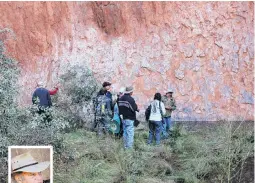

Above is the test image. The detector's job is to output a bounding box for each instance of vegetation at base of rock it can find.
[0,40,253,183]
[54,121,253,183]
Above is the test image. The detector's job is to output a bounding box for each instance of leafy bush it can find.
[54,64,100,130]
[170,121,254,183]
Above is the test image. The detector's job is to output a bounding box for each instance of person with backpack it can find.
[102,81,113,110]
[162,89,176,139]
[147,93,166,145]
[94,89,112,136]
[118,86,139,149]
[92,83,111,131]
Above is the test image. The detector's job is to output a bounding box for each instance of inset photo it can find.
[8,146,53,183]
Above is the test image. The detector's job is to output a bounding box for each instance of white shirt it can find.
[149,100,166,121]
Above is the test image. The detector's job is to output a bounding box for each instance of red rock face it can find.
[0,2,254,120]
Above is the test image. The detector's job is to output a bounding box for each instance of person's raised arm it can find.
[49,87,59,95]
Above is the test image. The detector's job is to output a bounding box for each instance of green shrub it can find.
[54,64,100,130]
[170,121,254,183]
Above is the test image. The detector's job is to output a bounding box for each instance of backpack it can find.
[145,105,151,121]
[95,95,108,116]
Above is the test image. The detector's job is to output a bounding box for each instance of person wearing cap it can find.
[11,152,50,183]
[162,88,176,139]
[93,82,113,131]
[97,82,113,112]
[94,88,112,136]
[102,81,113,107]
[118,86,139,149]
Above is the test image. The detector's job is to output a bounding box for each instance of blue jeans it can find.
[162,117,171,138]
[148,120,162,145]
[123,119,134,149]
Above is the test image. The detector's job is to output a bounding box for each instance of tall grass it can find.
[170,121,254,183]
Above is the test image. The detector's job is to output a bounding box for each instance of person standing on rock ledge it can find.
[118,86,139,149]
[162,88,176,139]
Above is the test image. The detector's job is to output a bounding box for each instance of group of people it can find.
[93,82,176,149]
[31,81,176,149]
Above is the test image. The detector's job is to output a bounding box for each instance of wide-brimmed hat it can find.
[119,87,125,94]
[11,152,50,174]
[125,86,134,94]
[166,88,174,94]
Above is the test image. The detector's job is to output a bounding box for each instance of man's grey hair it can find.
[37,81,44,87]
[12,172,25,183]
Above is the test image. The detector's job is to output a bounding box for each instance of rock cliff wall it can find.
[0,2,254,120]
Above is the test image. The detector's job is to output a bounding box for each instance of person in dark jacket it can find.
[102,81,113,110]
[118,86,139,149]
[95,89,112,136]
[32,82,53,123]
[93,83,112,131]
[32,82,52,111]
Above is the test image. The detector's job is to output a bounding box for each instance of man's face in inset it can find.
[14,172,43,183]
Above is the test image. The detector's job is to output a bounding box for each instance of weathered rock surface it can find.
[0,2,253,120]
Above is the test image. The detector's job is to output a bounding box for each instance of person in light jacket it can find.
[147,93,166,145]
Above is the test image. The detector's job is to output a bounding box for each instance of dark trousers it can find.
[148,120,162,145]
[97,117,110,136]
[37,107,52,124]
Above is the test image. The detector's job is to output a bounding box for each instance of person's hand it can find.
[54,84,60,89]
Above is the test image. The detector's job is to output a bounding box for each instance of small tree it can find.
[56,64,101,130]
